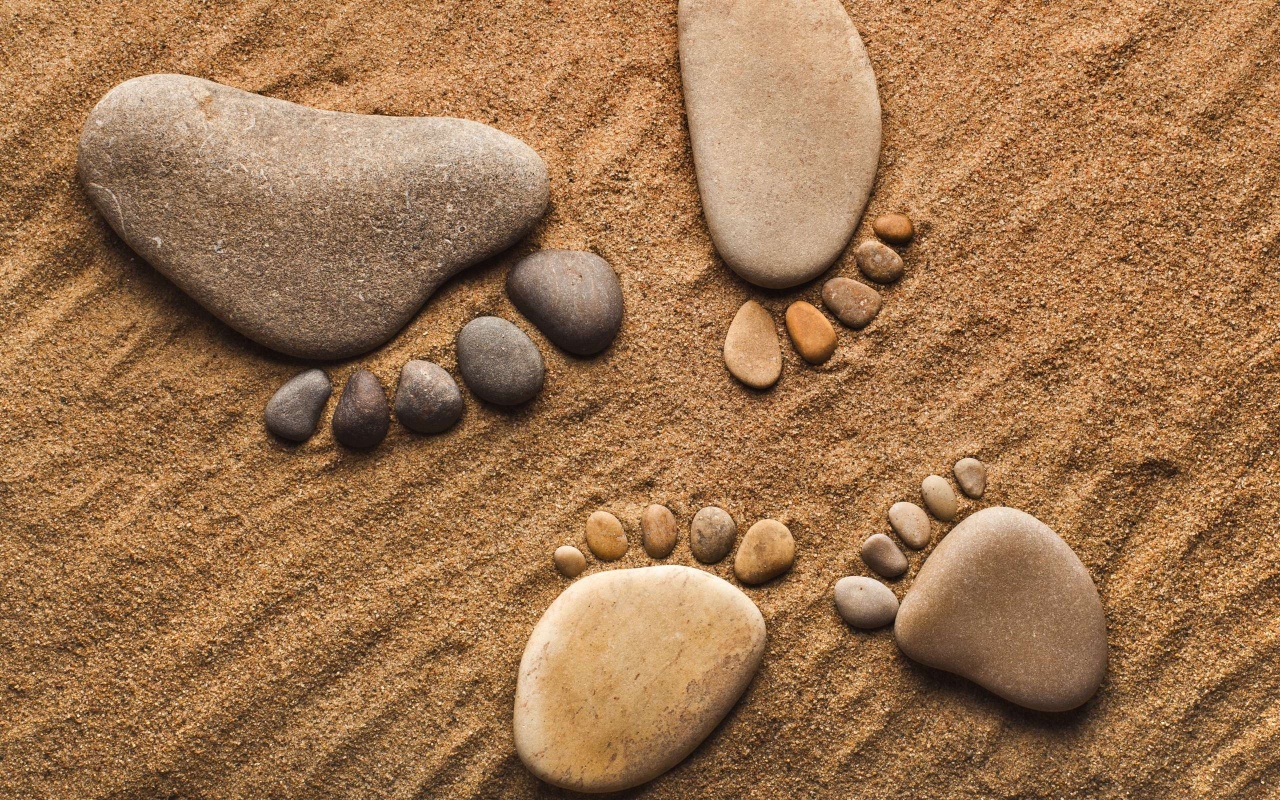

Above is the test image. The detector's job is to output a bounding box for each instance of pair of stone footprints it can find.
[513,463,1109,793]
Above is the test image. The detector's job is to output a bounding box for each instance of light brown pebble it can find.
[585,511,628,561]
[872,213,914,245]
[861,533,908,579]
[834,576,899,628]
[553,546,587,578]
[723,300,782,389]
[954,457,987,498]
[733,519,795,585]
[921,475,959,521]
[855,240,905,283]
[641,504,678,559]
[690,506,737,564]
[821,277,881,329]
[784,301,837,364]
[888,501,931,549]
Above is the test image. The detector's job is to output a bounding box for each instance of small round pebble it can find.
[872,213,914,245]
[888,501,931,550]
[834,576,899,629]
[855,240,905,283]
[331,370,390,449]
[394,360,463,434]
[553,545,587,578]
[861,533,908,579]
[953,457,987,499]
[921,474,959,521]
[641,504,678,559]
[723,300,782,389]
[821,277,881,329]
[690,506,737,564]
[264,368,332,442]
[506,250,624,355]
[456,316,545,406]
[585,511,628,561]
[734,519,795,585]
[784,301,837,364]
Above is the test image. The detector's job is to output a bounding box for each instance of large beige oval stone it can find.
[514,565,766,792]
[679,0,881,288]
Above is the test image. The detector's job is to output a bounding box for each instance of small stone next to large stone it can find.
[872,213,914,245]
[855,240,905,283]
[331,370,390,449]
[264,368,332,442]
[921,475,959,521]
[394,360,463,434]
[553,546,587,578]
[690,506,737,564]
[953,457,988,498]
[507,250,624,355]
[835,576,899,629]
[641,504,678,559]
[785,301,837,365]
[862,533,908,579]
[585,511,628,561]
[724,300,782,389]
[734,519,795,584]
[821,277,882,329]
[456,316,546,406]
[888,501,931,550]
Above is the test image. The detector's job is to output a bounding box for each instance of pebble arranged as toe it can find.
[734,519,795,585]
[724,301,782,389]
[872,213,914,245]
[394,360,463,434]
[331,370,390,449]
[855,240,905,283]
[888,501,931,550]
[953,457,987,498]
[264,369,332,442]
[507,250,624,355]
[821,277,882,329]
[690,506,737,564]
[835,576,899,629]
[585,511,628,561]
[921,475,959,521]
[862,533,908,578]
[553,546,587,578]
[456,316,545,406]
[641,504,678,559]
[785,301,837,365]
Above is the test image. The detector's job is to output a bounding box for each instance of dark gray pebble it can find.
[506,250,623,355]
[331,369,390,449]
[395,361,463,434]
[264,369,332,442]
[456,317,545,406]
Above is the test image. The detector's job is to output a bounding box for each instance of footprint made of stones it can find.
[516,506,794,792]
[836,459,1108,712]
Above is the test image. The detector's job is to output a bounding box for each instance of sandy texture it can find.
[1,1,1279,798]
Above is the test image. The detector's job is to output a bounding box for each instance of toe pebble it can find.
[724,301,782,389]
[585,511,628,561]
[872,213,914,245]
[821,277,881,329]
[506,250,624,355]
[457,316,546,406]
[394,360,463,434]
[888,501,931,549]
[855,240,905,283]
[733,519,795,585]
[553,546,587,578]
[834,576,899,628]
[641,504,678,559]
[265,368,332,442]
[784,301,837,364]
[331,370,390,449]
[953,457,987,498]
[862,533,908,578]
[690,506,737,564]
[921,475,959,521]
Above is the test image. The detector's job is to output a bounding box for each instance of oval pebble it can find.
[331,369,390,449]
[723,300,782,389]
[733,519,795,585]
[888,501,931,550]
[641,504,678,559]
[821,277,881,329]
[585,511,628,561]
[861,533,908,579]
[921,475,959,521]
[784,301,837,365]
[507,249,624,355]
[264,368,332,442]
[553,546,587,578]
[834,576,899,629]
[954,457,987,499]
[872,213,914,245]
[855,240,905,283]
[394,360,463,434]
[456,316,545,406]
[690,506,737,564]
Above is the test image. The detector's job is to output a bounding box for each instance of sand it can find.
[1,1,1279,797]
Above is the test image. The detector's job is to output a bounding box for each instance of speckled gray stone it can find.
[862,533,908,579]
[264,368,331,442]
[394,361,463,434]
[507,250,623,355]
[690,506,737,564]
[821,277,881,329]
[331,370,390,449]
[835,576,898,629]
[78,74,549,359]
[855,240,905,283]
[456,317,545,406]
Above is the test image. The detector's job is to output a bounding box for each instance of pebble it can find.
[821,277,882,329]
[679,0,880,288]
[888,501,931,550]
[834,576,899,629]
[553,546,587,578]
[78,74,548,359]
[514,565,766,792]
[733,519,795,584]
[330,370,390,449]
[861,533,908,579]
[506,250,624,355]
[784,301,837,365]
[264,369,331,442]
[585,511,628,561]
[456,317,545,406]
[855,240,905,283]
[872,213,915,245]
[921,475,959,521]
[394,361,463,434]
[690,506,737,564]
[723,301,782,389]
[641,504,678,559]
[953,457,988,498]
[894,507,1108,712]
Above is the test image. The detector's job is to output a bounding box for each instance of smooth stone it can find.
[394,361,463,434]
[855,240,905,283]
[506,250,623,355]
[861,533,908,579]
[553,546,588,578]
[872,213,915,245]
[888,502,931,550]
[690,506,737,564]
[78,74,549,360]
[585,511,628,561]
[331,370,390,449]
[456,317,545,406]
[514,565,766,792]
[821,277,882,329]
[834,576,899,629]
[724,301,782,389]
[954,457,988,499]
[734,519,795,584]
[641,504,678,559]
[784,301,837,365]
[679,0,881,288]
[921,475,959,521]
[895,507,1108,712]
[264,369,331,442]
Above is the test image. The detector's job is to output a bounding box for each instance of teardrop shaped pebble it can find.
[821,277,881,329]
[872,213,914,245]
[855,240,905,283]
[690,506,737,564]
[733,519,795,585]
[456,316,546,406]
[394,360,463,434]
[921,475,959,521]
[585,511,628,561]
[784,301,837,365]
[953,457,987,499]
[331,370,390,449]
[888,501,931,550]
[506,250,624,355]
[723,301,782,389]
[264,368,332,442]
[835,576,899,629]
[553,546,587,578]
[641,504,678,559]
[862,533,908,579]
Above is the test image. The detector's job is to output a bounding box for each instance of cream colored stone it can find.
[724,301,782,389]
[733,519,795,584]
[553,546,587,578]
[888,501,931,550]
[921,475,958,521]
